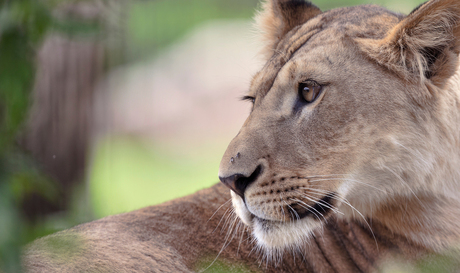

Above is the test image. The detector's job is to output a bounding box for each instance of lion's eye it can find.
[242,96,256,104]
[298,81,322,103]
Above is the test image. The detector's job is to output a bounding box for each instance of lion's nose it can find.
[219,165,262,199]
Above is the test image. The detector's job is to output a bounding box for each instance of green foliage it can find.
[0,1,51,271]
[0,2,43,151]
[0,0,99,271]
[126,0,258,60]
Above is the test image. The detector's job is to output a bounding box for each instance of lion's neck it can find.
[372,67,460,252]
[370,194,460,251]
[432,65,460,200]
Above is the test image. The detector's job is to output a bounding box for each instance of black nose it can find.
[219,165,262,199]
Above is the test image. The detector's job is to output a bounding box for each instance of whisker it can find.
[207,198,232,223]
[380,164,422,204]
[305,177,386,193]
[300,187,353,206]
[237,224,246,257]
[302,174,348,179]
[300,187,379,250]
[223,212,239,242]
[290,197,324,221]
[220,207,236,235]
[283,199,300,221]
[280,196,294,228]
[276,199,286,219]
[201,209,239,272]
[339,199,379,251]
[394,141,431,168]
[294,191,344,216]
[212,207,232,234]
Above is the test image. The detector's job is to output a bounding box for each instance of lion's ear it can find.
[357,0,460,89]
[255,0,322,59]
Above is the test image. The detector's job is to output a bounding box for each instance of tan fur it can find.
[24,0,460,272]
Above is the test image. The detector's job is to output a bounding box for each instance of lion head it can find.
[219,0,460,254]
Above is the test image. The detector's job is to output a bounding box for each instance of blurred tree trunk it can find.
[21,2,106,221]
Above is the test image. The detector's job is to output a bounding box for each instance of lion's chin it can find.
[230,191,323,251]
[252,216,322,250]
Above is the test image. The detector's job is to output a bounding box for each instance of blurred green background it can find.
[0,0,427,272]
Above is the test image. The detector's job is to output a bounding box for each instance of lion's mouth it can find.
[232,190,339,249]
[235,191,338,231]
[245,192,337,222]
[249,199,335,250]
[288,193,336,220]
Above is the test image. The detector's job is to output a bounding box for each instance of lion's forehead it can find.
[320,5,402,36]
[249,5,402,99]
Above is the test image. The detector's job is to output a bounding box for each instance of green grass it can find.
[89,137,226,217]
[195,256,254,273]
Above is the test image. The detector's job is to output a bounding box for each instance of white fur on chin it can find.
[231,191,322,251]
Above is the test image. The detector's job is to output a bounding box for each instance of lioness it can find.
[24,0,460,272]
